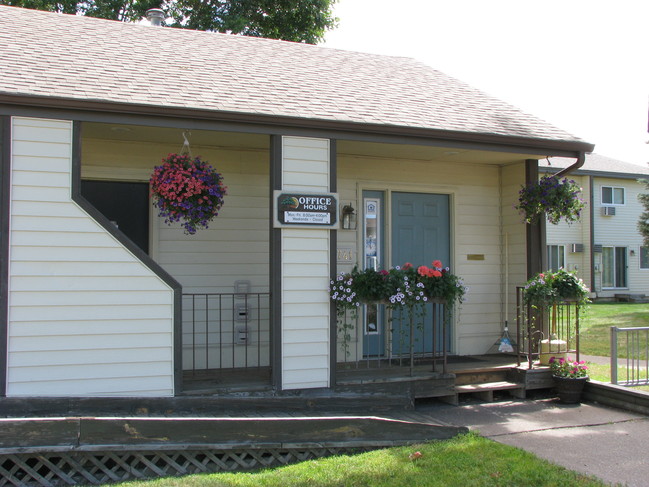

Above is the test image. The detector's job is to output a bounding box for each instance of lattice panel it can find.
[0,447,368,486]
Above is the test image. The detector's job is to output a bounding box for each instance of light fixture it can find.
[341,203,356,230]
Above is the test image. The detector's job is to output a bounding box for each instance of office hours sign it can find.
[275,192,338,228]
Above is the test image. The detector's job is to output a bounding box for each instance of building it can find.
[0,5,594,399]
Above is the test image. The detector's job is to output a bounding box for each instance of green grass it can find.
[579,302,649,357]
[112,433,608,487]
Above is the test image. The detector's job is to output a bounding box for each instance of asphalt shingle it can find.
[0,5,587,145]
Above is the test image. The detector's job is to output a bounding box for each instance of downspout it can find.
[554,152,586,178]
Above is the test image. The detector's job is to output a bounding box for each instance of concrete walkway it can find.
[413,396,648,487]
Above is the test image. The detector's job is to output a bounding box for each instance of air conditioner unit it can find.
[570,243,584,253]
[601,206,616,216]
[593,244,603,253]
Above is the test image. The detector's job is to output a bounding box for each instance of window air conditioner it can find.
[570,244,584,253]
[601,206,616,216]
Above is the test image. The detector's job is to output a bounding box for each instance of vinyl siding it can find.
[545,174,591,289]
[7,117,175,397]
[592,177,649,296]
[281,136,331,389]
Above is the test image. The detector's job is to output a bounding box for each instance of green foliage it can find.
[0,0,338,43]
[523,268,590,307]
[637,178,649,247]
[516,175,586,225]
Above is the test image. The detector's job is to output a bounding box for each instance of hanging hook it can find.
[180,131,192,157]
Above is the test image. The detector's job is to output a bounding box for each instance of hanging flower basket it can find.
[516,175,585,225]
[150,153,227,235]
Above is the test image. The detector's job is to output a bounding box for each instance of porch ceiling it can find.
[82,122,547,165]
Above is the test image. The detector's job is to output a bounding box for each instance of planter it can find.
[553,376,589,404]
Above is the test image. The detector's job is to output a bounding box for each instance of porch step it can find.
[440,380,525,405]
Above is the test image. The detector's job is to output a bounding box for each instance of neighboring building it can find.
[541,154,649,300]
[0,6,594,399]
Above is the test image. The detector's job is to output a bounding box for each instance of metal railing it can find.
[336,301,448,375]
[182,292,270,373]
[516,287,580,369]
[610,326,649,385]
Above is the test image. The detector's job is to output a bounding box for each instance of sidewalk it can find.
[413,396,648,487]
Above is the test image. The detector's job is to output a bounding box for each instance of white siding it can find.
[592,176,649,297]
[7,117,175,397]
[281,137,331,389]
[545,174,591,289]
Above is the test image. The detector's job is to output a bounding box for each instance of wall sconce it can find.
[630,249,636,256]
[341,203,356,230]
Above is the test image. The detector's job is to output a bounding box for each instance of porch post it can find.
[274,136,335,391]
[525,159,547,278]
[0,116,9,397]
[270,135,283,389]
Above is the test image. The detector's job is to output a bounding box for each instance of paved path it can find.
[409,396,648,487]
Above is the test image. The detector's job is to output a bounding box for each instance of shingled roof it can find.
[540,154,649,179]
[0,5,592,152]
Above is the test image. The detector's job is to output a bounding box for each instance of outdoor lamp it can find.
[342,203,356,230]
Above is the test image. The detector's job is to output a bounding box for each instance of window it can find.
[602,246,627,288]
[601,186,625,205]
[547,245,565,271]
[641,247,649,269]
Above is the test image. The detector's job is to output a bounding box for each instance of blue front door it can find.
[391,192,450,354]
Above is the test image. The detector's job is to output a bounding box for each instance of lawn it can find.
[579,302,649,357]
[112,433,608,487]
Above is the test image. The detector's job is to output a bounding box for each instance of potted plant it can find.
[549,356,589,403]
[150,153,227,235]
[516,175,585,224]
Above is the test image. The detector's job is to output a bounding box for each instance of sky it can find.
[324,0,649,166]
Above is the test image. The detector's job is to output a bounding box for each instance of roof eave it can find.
[0,93,595,157]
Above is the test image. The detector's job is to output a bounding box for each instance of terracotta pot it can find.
[553,376,589,404]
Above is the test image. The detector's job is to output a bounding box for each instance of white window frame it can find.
[640,247,649,270]
[602,246,628,289]
[547,244,566,271]
[601,186,625,206]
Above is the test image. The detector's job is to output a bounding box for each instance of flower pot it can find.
[553,376,588,404]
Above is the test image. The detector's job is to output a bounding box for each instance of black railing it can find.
[336,300,448,375]
[182,292,270,373]
[516,287,580,369]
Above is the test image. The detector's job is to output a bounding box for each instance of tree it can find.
[638,179,649,247]
[0,0,338,44]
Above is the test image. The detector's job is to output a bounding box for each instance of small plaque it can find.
[467,254,485,261]
[337,247,354,263]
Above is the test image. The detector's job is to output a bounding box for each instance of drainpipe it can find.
[553,152,586,178]
[589,175,596,298]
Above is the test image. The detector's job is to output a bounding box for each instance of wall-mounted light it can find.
[630,249,636,256]
[341,203,356,230]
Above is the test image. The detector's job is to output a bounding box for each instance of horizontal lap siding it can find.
[545,174,591,289]
[7,117,175,397]
[281,137,330,389]
[592,177,648,295]
[338,155,527,355]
